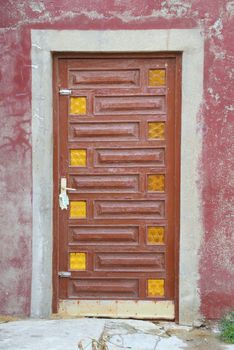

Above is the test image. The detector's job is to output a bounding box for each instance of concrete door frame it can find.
[31,29,204,325]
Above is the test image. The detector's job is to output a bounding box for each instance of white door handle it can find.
[61,177,76,192]
[65,187,76,191]
[59,177,76,209]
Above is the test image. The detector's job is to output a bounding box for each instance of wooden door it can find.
[53,54,181,319]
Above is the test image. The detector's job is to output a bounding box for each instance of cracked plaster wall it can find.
[0,0,233,319]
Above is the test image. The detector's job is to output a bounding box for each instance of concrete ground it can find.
[0,317,233,350]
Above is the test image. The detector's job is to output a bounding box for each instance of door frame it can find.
[31,29,204,324]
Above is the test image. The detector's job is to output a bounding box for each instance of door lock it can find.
[59,177,76,210]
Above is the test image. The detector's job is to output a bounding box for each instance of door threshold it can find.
[58,300,174,319]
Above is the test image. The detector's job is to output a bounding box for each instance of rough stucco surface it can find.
[0,0,233,318]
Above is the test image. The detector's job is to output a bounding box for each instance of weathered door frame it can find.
[31,29,204,324]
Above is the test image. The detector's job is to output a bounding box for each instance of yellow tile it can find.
[147,227,165,245]
[149,69,166,86]
[70,201,86,218]
[70,252,86,270]
[148,122,165,139]
[70,97,87,115]
[148,279,164,297]
[148,174,165,192]
[70,149,86,167]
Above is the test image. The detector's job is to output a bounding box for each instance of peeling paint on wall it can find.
[0,0,233,318]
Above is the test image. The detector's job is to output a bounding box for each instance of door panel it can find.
[54,54,180,318]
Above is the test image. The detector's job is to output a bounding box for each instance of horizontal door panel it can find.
[69,122,139,141]
[70,174,139,193]
[94,148,165,167]
[94,252,165,271]
[69,225,139,245]
[94,95,165,115]
[69,69,140,88]
[68,278,138,298]
[94,200,165,219]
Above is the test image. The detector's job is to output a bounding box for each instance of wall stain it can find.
[0,120,31,156]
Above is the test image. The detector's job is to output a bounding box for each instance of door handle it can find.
[59,177,76,210]
[60,177,76,192]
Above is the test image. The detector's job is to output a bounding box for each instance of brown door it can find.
[53,54,181,319]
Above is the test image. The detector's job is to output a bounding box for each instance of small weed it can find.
[78,336,109,349]
[219,311,234,344]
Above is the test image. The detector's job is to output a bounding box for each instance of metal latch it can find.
[59,89,72,95]
[58,271,71,278]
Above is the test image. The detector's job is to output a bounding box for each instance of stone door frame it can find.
[31,29,204,324]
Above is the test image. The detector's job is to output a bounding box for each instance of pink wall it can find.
[0,0,233,318]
